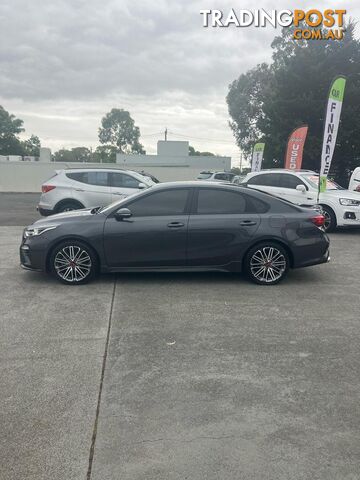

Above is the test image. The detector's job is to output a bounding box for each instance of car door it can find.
[110,172,143,201]
[187,187,260,267]
[103,188,192,268]
[277,173,315,205]
[68,171,112,207]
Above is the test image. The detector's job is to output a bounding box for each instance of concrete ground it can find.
[1,194,360,479]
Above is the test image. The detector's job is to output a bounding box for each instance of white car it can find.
[196,171,236,182]
[349,167,360,192]
[242,169,360,232]
[38,168,155,216]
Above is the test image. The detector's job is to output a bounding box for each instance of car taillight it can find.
[311,215,325,227]
[42,185,56,193]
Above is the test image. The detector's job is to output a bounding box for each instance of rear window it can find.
[196,188,269,214]
[197,172,213,179]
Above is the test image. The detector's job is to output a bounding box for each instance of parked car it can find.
[349,167,360,192]
[232,175,246,184]
[38,168,155,215]
[242,169,360,232]
[196,171,236,182]
[21,182,329,286]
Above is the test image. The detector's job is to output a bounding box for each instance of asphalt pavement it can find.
[1,195,360,479]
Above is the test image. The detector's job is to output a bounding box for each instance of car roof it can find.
[144,181,247,190]
[59,168,141,174]
[246,169,315,175]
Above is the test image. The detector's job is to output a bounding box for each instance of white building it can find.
[116,140,231,182]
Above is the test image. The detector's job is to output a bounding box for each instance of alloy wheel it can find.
[54,245,92,283]
[323,210,331,231]
[250,246,286,283]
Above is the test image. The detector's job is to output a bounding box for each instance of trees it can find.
[22,135,41,157]
[189,145,215,156]
[98,109,145,154]
[93,145,117,163]
[227,23,360,184]
[0,106,25,155]
[53,147,91,163]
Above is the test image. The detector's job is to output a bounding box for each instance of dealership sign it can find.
[319,76,346,192]
[251,143,265,172]
[284,125,308,170]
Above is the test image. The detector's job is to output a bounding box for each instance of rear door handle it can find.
[167,222,184,228]
[75,188,84,192]
[240,220,257,226]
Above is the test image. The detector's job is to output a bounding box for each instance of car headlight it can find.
[24,225,57,238]
[339,198,360,206]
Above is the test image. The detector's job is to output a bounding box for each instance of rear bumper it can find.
[37,206,54,216]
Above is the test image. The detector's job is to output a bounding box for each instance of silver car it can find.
[38,168,155,216]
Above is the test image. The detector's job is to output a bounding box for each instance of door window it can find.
[127,189,190,216]
[247,173,281,187]
[196,189,247,214]
[111,173,140,188]
[279,174,307,190]
[66,171,109,186]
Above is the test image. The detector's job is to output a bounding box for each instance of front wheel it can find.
[245,242,289,285]
[321,205,337,233]
[50,241,97,284]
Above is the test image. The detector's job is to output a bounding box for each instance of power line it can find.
[167,130,237,145]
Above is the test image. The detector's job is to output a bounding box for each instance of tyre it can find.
[321,205,337,232]
[50,240,97,285]
[56,201,83,213]
[244,242,289,285]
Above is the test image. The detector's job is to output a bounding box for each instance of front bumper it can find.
[19,242,47,272]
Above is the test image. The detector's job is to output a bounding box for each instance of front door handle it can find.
[167,222,184,228]
[240,220,257,226]
[75,188,84,192]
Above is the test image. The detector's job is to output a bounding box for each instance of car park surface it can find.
[1,193,360,479]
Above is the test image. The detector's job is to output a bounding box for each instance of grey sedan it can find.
[20,182,330,285]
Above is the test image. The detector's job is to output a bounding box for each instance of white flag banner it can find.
[251,143,265,172]
[319,76,346,192]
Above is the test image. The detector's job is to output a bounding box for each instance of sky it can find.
[0,0,356,166]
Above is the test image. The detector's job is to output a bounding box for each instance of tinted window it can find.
[127,189,189,216]
[111,173,140,188]
[248,173,281,187]
[66,171,109,186]
[214,173,232,181]
[279,174,307,189]
[197,189,247,214]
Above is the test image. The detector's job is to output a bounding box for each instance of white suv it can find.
[38,168,155,216]
[242,169,360,232]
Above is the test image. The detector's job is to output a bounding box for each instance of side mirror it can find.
[138,182,146,189]
[114,208,132,221]
[296,184,306,193]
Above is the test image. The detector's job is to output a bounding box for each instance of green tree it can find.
[98,109,145,154]
[0,105,24,155]
[54,147,91,163]
[93,145,117,163]
[227,22,360,184]
[22,135,41,157]
[189,145,215,156]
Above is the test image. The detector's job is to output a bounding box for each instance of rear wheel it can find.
[321,205,337,232]
[50,240,97,284]
[56,200,83,213]
[245,242,289,285]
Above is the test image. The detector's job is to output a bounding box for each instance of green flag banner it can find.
[251,143,265,172]
[319,76,346,193]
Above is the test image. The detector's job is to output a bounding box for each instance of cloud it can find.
[0,0,358,162]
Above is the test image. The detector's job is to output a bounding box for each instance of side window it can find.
[279,174,307,190]
[247,173,281,187]
[214,173,228,181]
[86,171,109,187]
[111,173,140,188]
[66,172,87,184]
[127,189,189,216]
[196,189,247,214]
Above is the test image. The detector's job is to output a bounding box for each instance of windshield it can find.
[98,189,145,214]
[301,174,344,190]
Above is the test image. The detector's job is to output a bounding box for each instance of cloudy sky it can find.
[0,0,356,165]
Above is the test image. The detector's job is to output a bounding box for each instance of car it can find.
[38,168,155,216]
[196,171,236,182]
[242,169,360,232]
[349,167,360,192]
[231,175,246,185]
[20,181,329,286]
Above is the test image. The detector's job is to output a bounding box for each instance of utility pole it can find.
[164,128,168,141]
[239,152,243,173]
